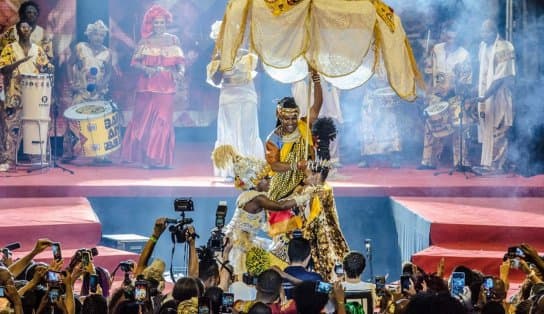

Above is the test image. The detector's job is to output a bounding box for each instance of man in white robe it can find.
[475,19,515,173]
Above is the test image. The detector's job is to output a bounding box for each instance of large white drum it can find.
[20,74,53,120]
[21,119,50,155]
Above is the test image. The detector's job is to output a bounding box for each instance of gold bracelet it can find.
[149,235,158,243]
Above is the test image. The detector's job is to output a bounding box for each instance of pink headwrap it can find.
[140,4,172,39]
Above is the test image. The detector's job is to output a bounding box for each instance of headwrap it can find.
[141,4,172,39]
[212,145,270,191]
[84,19,108,36]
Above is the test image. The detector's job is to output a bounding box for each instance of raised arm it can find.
[134,218,167,276]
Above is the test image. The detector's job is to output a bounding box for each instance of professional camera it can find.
[206,201,227,252]
[168,198,196,244]
[119,260,135,273]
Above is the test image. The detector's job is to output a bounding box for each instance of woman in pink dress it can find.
[121,5,185,168]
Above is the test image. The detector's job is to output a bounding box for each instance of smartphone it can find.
[198,297,211,314]
[81,251,91,267]
[483,276,494,291]
[315,281,333,294]
[89,274,99,293]
[507,246,525,259]
[0,286,4,297]
[134,280,148,304]
[49,288,60,303]
[400,275,411,291]
[375,276,386,296]
[47,270,62,286]
[51,243,62,261]
[334,262,344,276]
[450,272,465,296]
[221,293,234,313]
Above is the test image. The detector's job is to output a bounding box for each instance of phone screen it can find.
[81,252,90,267]
[134,281,148,303]
[222,293,234,310]
[450,272,465,296]
[375,276,386,296]
[483,277,494,290]
[315,281,332,294]
[0,286,4,297]
[89,274,98,293]
[334,263,344,276]
[49,288,60,302]
[47,271,62,284]
[198,297,210,314]
[51,243,62,261]
[400,275,411,291]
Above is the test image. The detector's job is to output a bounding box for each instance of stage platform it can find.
[1,144,543,291]
[1,144,543,198]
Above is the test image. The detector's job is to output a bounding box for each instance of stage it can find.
[1,144,543,288]
[1,144,543,198]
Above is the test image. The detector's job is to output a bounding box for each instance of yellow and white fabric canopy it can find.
[214,0,422,100]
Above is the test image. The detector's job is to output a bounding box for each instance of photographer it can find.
[212,145,313,277]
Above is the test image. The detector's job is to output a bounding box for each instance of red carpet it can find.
[1,144,543,197]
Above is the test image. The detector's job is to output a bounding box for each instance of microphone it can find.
[364,239,371,254]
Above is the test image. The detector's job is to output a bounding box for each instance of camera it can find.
[69,248,98,271]
[47,270,62,287]
[507,246,525,259]
[119,260,135,273]
[174,198,194,212]
[242,273,258,286]
[169,199,196,244]
[206,202,228,251]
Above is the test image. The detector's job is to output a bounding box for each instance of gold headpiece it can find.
[212,145,270,190]
[276,105,300,118]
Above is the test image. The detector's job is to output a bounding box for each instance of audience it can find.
[1,218,542,314]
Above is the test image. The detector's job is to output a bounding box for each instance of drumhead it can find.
[64,101,113,120]
[425,101,449,115]
[20,73,54,81]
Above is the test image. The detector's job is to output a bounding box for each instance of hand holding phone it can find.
[400,275,411,292]
[375,276,386,296]
[198,297,211,314]
[315,281,333,294]
[221,293,234,313]
[450,272,465,296]
[51,242,62,261]
[81,251,91,268]
[134,280,149,304]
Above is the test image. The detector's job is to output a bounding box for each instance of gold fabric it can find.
[301,184,349,282]
[216,0,419,100]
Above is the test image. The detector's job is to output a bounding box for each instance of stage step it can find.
[411,245,539,283]
[393,197,544,249]
[11,246,138,277]
[1,197,140,276]
[0,197,101,249]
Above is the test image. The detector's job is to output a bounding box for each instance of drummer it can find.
[417,23,473,170]
[62,20,113,164]
[0,20,52,172]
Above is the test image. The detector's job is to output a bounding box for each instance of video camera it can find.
[207,201,227,252]
[168,198,196,244]
[1,242,20,262]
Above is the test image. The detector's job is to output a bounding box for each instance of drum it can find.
[372,87,399,107]
[424,101,454,138]
[20,74,53,120]
[63,101,121,157]
[21,119,50,155]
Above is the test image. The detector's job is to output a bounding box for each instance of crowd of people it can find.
[0,221,542,314]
